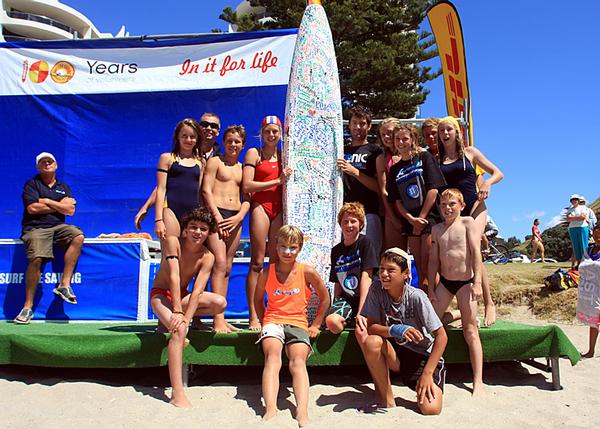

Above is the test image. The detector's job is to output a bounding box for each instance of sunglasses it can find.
[200,120,220,130]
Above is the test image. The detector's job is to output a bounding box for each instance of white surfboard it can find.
[283,0,343,319]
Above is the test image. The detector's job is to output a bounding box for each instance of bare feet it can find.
[249,318,261,331]
[170,389,192,408]
[484,303,496,327]
[213,319,240,334]
[296,413,309,427]
[472,382,485,397]
[262,409,277,421]
[581,351,594,359]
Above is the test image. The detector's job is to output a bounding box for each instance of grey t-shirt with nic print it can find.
[361,279,443,355]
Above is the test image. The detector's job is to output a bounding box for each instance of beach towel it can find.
[544,268,577,291]
[576,257,600,326]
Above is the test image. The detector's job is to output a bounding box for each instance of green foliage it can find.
[541,223,572,262]
[219,0,439,118]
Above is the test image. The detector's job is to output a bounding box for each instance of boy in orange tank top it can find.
[254,225,330,427]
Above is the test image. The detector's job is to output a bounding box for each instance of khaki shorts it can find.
[256,323,313,355]
[21,224,84,260]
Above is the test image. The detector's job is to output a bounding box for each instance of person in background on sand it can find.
[428,188,484,396]
[421,117,441,158]
[530,218,545,263]
[325,203,378,349]
[437,116,503,326]
[360,247,447,415]
[566,194,589,271]
[386,124,446,291]
[242,115,292,331]
[254,225,330,427]
[337,105,383,254]
[133,113,221,231]
[201,125,250,333]
[149,207,226,408]
[14,152,85,324]
[579,224,600,358]
[375,117,406,250]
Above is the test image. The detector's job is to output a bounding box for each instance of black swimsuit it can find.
[217,207,239,220]
[165,157,202,222]
[440,275,474,295]
[440,156,478,216]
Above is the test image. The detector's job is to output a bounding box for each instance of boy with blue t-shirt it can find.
[326,202,378,346]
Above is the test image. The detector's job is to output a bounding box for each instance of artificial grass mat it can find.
[0,320,580,368]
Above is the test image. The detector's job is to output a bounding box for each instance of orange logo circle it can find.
[29,60,49,84]
[50,61,75,84]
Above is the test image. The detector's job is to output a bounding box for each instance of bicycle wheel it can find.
[491,244,509,264]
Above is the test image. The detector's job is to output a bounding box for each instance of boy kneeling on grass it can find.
[150,207,226,408]
[360,248,447,415]
[254,225,330,427]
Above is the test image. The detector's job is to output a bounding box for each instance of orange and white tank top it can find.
[263,263,311,330]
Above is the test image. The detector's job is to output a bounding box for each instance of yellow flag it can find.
[427,1,474,147]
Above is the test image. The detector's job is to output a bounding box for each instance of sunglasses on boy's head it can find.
[200,120,220,130]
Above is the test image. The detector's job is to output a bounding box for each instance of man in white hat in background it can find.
[14,152,84,324]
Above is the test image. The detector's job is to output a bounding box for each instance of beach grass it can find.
[486,262,577,322]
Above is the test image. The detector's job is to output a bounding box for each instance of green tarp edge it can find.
[0,320,580,368]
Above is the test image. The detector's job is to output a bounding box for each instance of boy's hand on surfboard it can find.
[336,159,358,177]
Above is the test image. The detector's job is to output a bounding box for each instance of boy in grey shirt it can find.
[360,248,447,415]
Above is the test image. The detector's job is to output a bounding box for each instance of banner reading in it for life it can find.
[427,1,474,146]
[0,32,296,96]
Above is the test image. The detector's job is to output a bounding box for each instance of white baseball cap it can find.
[35,152,56,165]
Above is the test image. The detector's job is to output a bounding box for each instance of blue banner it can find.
[0,31,297,239]
[0,239,147,321]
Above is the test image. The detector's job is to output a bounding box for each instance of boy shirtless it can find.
[150,207,226,408]
[202,125,250,333]
[428,188,484,395]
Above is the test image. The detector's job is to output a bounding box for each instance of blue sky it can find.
[62,0,598,241]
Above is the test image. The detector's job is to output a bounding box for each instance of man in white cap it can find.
[14,152,84,324]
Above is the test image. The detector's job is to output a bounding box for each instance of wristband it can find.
[155,219,163,223]
[172,311,184,315]
[389,323,411,339]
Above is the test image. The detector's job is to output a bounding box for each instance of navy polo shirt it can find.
[22,175,73,232]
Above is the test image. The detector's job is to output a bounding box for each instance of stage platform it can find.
[0,320,580,389]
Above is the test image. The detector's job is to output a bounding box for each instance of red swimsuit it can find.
[251,158,282,220]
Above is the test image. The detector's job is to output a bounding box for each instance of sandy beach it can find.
[1,311,598,429]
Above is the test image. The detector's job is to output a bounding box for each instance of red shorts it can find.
[150,287,189,303]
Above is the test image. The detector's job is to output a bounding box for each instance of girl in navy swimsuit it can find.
[437,116,504,326]
[155,118,205,240]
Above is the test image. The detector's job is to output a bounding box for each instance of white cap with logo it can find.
[35,152,56,166]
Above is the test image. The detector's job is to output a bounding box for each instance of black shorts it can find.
[391,342,446,392]
[328,296,359,326]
